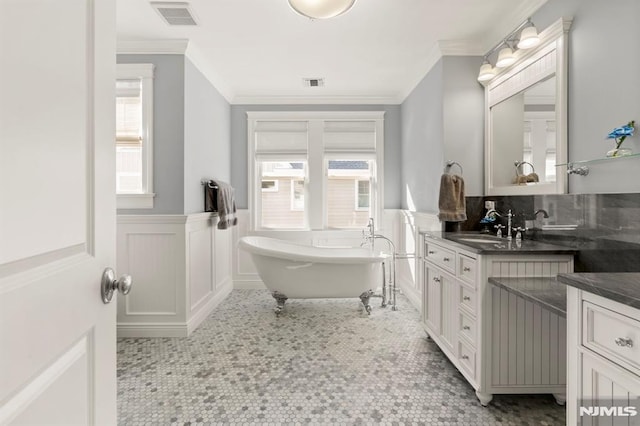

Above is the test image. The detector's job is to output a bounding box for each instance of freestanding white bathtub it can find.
[238,236,386,314]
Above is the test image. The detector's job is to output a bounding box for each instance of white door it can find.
[0,0,117,424]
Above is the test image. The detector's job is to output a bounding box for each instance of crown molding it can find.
[117,39,189,55]
[437,40,484,56]
[230,94,403,105]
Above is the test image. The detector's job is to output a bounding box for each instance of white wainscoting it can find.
[231,208,440,309]
[394,210,442,311]
[116,213,233,337]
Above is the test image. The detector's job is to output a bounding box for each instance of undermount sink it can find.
[449,234,504,244]
[456,237,503,244]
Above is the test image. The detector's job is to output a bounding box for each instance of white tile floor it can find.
[117,290,565,425]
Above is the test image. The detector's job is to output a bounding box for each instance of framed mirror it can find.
[484,18,572,195]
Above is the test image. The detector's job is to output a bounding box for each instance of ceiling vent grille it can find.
[151,2,198,26]
[303,78,325,88]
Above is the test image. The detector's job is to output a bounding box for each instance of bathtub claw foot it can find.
[359,290,374,315]
[272,291,288,315]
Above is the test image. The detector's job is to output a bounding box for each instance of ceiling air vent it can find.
[303,78,325,88]
[151,2,198,26]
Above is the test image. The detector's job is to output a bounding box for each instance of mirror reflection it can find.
[490,76,557,188]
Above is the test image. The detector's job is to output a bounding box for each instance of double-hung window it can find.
[116,64,154,209]
[248,112,384,231]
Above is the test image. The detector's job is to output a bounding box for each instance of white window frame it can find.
[290,179,304,211]
[116,63,155,209]
[355,179,370,211]
[247,111,384,232]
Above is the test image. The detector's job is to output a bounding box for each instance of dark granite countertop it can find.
[421,231,578,255]
[488,277,566,317]
[556,273,640,310]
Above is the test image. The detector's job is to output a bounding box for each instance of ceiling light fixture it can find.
[477,18,540,82]
[288,0,357,19]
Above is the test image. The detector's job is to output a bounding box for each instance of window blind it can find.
[116,80,142,146]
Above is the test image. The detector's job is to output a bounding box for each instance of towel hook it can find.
[444,161,463,175]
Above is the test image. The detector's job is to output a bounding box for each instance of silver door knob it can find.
[101,267,132,304]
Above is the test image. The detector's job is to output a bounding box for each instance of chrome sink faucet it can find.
[534,209,549,219]
[487,208,513,239]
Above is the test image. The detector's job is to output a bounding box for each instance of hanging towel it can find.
[214,180,238,230]
[437,174,467,222]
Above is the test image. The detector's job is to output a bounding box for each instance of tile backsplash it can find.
[451,193,640,272]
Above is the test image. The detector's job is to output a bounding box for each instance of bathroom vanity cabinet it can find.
[420,233,574,406]
[558,273,640,425]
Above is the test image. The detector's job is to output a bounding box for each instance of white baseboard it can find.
[117,322,189,338]
[233,280,265,290]
[187,279,233,335]
[398,279,421,312]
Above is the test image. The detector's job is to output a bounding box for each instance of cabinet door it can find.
[423,264,441,336]
[439,273,457,354]
[579,351,640,425]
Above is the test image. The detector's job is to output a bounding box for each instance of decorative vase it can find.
[606,147,633,158]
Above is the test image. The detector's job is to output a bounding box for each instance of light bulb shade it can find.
[496,47,516,68]
[288,0,357,19]
[477,63,495,82]
[517,26,540,49]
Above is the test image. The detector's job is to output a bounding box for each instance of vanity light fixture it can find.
[517,25,540,49]
[288,0,357,19]
[477,18,540,82]
[495,44,516,68]
[477,60,496,82]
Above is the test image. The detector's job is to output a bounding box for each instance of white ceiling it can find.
[116,0,547,104]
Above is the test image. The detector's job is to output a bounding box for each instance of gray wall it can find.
[400,56,484,213]
[533,0,640,193]
[184,58,231,214]
[230,105,402,209]
[117,55,231,215]
[400,60,444,213]
[442,56,484,197]
[117,54,185,214]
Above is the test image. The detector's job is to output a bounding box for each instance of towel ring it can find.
[512,161,539,185]
[444,161,463,175]
[200,179,218,189]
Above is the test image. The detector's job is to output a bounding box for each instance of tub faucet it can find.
[361,217,375,247]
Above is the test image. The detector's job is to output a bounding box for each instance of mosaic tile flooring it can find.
[117,290,565,425]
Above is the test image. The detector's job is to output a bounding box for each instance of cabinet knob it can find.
[443,257,451,262]
[615,337,633,348]
[433,277,441,283]
[463,325,471,330]
[463,266,471,272]
[428,250,435,255]
[461,355,469,360]
[463,296,471,301]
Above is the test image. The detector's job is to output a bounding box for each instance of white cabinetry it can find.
[567,289,640,425]
[421,234,573,405]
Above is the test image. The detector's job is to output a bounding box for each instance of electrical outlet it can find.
[485,201,495,210]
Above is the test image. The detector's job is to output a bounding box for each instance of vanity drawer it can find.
[424,240,455,274]
[583,301,640,373]
[458,254,477,286]
[458,284,477,315]
[457,339,477,379]
[459,311,477,345]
